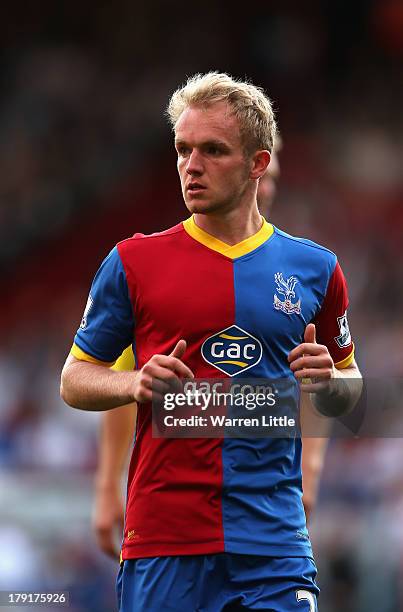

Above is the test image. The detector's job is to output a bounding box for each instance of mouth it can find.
[187,182,206,194]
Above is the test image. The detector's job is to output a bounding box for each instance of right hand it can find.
[133,339,194,403]
[92,483,124,559]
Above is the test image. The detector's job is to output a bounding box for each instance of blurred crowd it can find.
[0,46,169,273]
[0,2,402,611]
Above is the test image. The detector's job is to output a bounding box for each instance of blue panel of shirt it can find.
[74,246,134,362]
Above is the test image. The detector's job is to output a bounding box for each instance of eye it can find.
[176,145,190,157]
[207,145,220,155]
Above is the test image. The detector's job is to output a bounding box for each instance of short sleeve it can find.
[73,246,134,363]
[313,261,354,368]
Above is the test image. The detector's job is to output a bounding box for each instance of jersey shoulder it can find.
[272,226,338,276]
[273,226,337,259]
[117,222,184,252]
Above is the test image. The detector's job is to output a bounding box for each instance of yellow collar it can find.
[183,215,274,259]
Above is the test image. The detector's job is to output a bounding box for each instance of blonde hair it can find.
[166,71,277,154]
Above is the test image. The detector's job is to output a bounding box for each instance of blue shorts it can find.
[117,553,319,611]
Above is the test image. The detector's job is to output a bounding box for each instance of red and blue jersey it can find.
[72,216,354,560]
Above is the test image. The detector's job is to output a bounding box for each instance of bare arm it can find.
[294,325,362,518]
[61,354,136,411]
[300,393,331,522]
[302,437,329,522]
[311,360,362,417]
[289,323,363,417]
[95,403,136,490]
[93,403,137,558]
[60,340,194,411]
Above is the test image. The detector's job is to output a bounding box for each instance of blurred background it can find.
[0,1,402,610]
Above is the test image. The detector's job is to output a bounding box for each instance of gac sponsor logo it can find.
[201,325,263,376]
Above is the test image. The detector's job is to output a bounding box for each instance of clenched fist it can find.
[133,339,194,403]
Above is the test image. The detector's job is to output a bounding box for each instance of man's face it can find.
[174,101,252,215]
[257,147,280,219]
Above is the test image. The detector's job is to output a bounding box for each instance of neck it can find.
[193,204,263,245]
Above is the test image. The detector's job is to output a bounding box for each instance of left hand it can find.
[288,323,336,394]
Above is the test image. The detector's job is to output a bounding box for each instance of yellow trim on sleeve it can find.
[70,343,115,366]
[334,345,355,369]
[183,215,274,259]
[112,346,135,371]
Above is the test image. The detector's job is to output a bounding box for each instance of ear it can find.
[249,150,271,180]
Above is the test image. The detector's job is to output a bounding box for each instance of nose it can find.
[186,149,203,176]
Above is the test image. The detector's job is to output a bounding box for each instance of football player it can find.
[61,72,362,611]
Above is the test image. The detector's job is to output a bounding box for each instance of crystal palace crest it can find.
[273,272,301,315]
